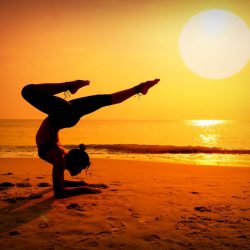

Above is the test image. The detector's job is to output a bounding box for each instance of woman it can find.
[21,79,160,198]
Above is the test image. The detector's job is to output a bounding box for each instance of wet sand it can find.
[0,158,249,249]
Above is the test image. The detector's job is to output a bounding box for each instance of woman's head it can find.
[65,144,90,176]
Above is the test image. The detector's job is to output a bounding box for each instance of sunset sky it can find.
[1,0,250,120]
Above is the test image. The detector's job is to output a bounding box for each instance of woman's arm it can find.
[53,161,101,198]
[63,185,101,197]
[64,180,87,187]
[50,150,101,198]
[64,180,108,190]
[52,155,65,198]
[47,146,101,198]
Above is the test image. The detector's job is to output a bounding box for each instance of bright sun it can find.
[179,9,250,79]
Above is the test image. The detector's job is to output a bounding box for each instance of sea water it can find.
[0,119,249,166]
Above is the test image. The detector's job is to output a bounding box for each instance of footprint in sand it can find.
[106,217,125,233]
[109,189,119,192]
[29,194,43,199]
[9,231,21,236]
[96,230,111,236]
[0,182,15,187]
[142,234,162,242]
[109,223,125,233]
[232,195,246,200]
[190,191,199,195]
[39,222,49,229]
[66,203,85,211]
[88,183,109,189]
[194,206,212,212]
[1,172,13,175]
[106,217,117,221]
[240,208,250,212]
[3,194,41,203]
[38,182,51,187]
[237,235,248,239]
[154,214,165,221]
[3,197,17,203]
[128,208,140,219]
[16,182,32,187]
[110,181,122,186]
[78,238,99,247]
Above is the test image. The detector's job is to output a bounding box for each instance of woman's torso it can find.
[36,117,59,144]
[36,117,66,162]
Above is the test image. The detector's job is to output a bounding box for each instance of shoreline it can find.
[0,155,249,168]
[0,158,249,249]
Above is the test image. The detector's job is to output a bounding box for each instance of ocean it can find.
[0,119,249,167]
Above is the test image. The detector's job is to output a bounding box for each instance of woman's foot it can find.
[68,80,90,94]
[135,79,160,95]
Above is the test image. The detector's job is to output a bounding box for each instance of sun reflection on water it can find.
[189,120,225,127]
[187,120,227,148]
[199,134,218,146]
[186,120,228,165]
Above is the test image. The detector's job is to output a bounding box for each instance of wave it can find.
[85,144,250,155]
[0,144,250,155]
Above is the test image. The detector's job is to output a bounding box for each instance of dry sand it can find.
[0,158,249,250]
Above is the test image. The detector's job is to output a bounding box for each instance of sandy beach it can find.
[0,158,249,249]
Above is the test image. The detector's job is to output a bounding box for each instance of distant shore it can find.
[0,158,249,249]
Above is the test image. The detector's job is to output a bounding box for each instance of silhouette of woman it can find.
[22,79,160,198]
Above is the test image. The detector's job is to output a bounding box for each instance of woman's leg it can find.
[21,80,90,115]
[21,84,70,115]
[22,78,159,129]
[111,79,159,104]
[29,80,90,96]
[70,79,160,118]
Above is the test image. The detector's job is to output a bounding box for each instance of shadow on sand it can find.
[0,188,54,234]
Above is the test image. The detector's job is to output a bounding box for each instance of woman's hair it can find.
[65,144,90,176]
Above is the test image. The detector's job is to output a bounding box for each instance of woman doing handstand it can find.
[21,79,160,198]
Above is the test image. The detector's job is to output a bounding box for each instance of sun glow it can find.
[179,9,250,79]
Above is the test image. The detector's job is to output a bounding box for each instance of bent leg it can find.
[27,80,90,96]
[21,84,70,115]
[25,82,69,96]
[21,81,90,129]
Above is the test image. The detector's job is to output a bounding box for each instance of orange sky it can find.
[1,0,249,120]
